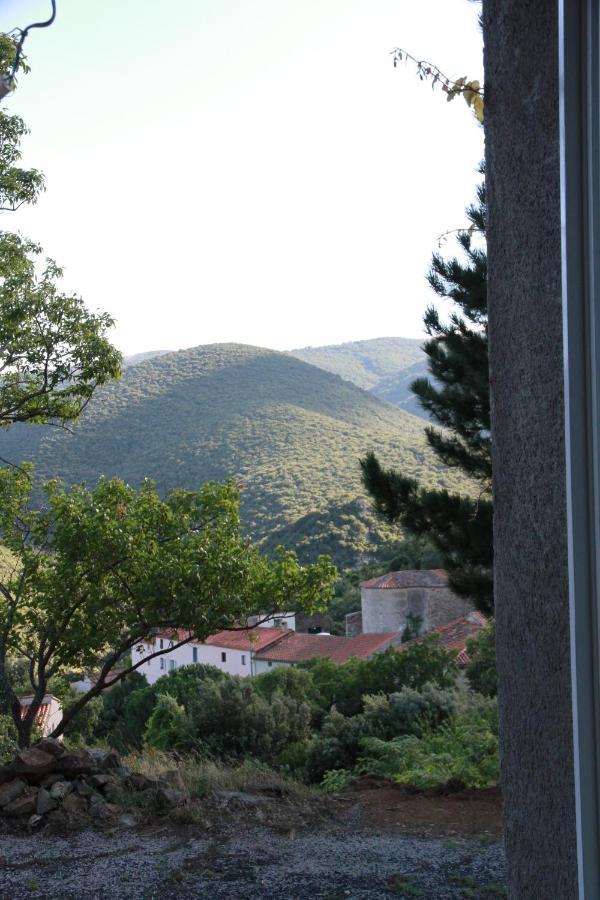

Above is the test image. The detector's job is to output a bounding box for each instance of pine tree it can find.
[361,179,492,613]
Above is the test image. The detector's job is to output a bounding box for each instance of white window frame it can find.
[560,2,600,893]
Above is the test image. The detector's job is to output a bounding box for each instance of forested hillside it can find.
[1,343,466,567]
[291,337,428,416]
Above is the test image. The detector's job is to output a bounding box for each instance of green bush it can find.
[362,684,456,740]
[95,673,156,751]
[155,663,227,709]
[253,665,323,719]
[0,713,17,762]
[465,622,497,697]
[188,677,311,763]
[301,639,457,718]
[304,709,369,783]
[320,768,355,793]
[145,694,188,751]
[357,697,499,789]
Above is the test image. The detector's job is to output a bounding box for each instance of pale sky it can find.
[1,0,483,356]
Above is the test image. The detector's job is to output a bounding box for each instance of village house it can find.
[397,611,488,665]
[252,631,401,673]
[19,694,62,738]
[349,569,474,637]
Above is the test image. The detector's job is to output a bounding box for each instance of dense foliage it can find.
[2,344,470,568]
[0,36,121,432]
[291,337,428,417]
[361,182,493,612]
[465,622,497,697]
[0,467,335,746]
[91,639,481,788]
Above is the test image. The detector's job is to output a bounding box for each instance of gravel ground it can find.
[0,824,506,899]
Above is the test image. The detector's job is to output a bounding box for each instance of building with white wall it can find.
[133,627,291,683]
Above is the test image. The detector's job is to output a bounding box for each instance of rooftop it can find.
[397,611,488,665]
[255,631,398,664]
[203,627,291,652]
[360,569,448,590]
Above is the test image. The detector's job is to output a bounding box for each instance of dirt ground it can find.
[0,782,506,899]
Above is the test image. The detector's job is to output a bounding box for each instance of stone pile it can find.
[0,739,188,829]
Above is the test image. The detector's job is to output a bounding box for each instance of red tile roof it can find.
[255,631,398,664]
[397,611,488,665]
[360,569,448,590]
[203,627,291,652]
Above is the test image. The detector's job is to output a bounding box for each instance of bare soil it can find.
[0,782,505,899]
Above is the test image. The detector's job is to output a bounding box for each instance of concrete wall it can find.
[484,1,578,895]
[134,639,252,683]
[361,586,472,634]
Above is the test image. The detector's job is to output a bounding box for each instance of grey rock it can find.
[36,787,57,815]
[0,779,26,809]
[90,774,112,788]
[61,793,87,815]
[88,796,111,820]
[12,749,56,782]
[73,779,93,797]
[33,738,65,760]
[40,773,64,788]
[156,787,187,808]
[118,813,137,828]
[56,750,97,777]
[27,814,43,828]
[3,794,36,817]
[49,780,73,802]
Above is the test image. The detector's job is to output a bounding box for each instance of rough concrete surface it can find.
[484,0,578,896]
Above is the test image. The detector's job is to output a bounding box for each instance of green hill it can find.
[290,336,429,417]
[1,343,465,567]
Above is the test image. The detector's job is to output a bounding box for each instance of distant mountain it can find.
[1,343,464,568]
[290,337,429,417]
[123,350,171,368]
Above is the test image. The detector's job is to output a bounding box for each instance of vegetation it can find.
[2,343,470,568]
[88,638,497,794]
[0,36,121,434]
[0,466,335,746]
[361,181,493,612]
[291,336,428,417]
[465,622,497,697]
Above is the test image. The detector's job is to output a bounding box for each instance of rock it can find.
[36,787,57,815]
[89,774,112,788]
[12,749,56,782]
[49,780,72,802]
[90,749,121,771]
[3,794,36,817]
[73,779,93,797]
[33,738,65,759]
[61,793,87,815]
[118,813,137,828]
[27,814,43,828]
[56,750,97,777]
[214,790,269,806]
[103,782,124,804]
[126,773,155,792]
[40,773,64,788]
[88,795,111,820]
[0,765,14,786]
[0,778,26,808]
[156,787,187,809]
[159,769,186,792]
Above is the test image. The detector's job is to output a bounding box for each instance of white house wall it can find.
[134,639,254,684]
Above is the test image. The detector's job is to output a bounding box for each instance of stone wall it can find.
[361,586,472,635]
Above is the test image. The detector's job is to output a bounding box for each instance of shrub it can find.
[95,673,156,751]
[362,684,456,740]
[301,639,457,717]
[0,713,17,762]
[466,622,497,697]
[253,666,324,720]
[304,709,369,783]
[154,663,226,710]
[320,768,355,793]
[145,694,188,751]
[357,697,499,789]
[188,677,311,762]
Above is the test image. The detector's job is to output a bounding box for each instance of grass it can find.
[387,873,425,897]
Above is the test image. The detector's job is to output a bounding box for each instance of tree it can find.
[0,35,121,434]
[0,468,336,746]
[361,180,492,613]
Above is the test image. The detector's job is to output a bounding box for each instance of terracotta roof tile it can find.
[203,627,291,652]
[360,569,448,590]
[397,611,488,665]
[255,631,398,664]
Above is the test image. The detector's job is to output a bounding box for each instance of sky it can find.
[0,0,483,356]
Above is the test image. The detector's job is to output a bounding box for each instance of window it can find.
[169,660,175,671]
[268,661,273,668]
[241,655,246,665]
[159,638,163,649]
[193,647,198,663]
[160,658,165,670]
[221,651,226,663]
